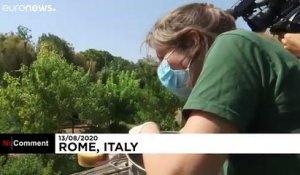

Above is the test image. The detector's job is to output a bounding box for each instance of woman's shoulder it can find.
[210,29,264,51]
[215,29,284,53]
[218,29,265,42]
[212,29,298,66]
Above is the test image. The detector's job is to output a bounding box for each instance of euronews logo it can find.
[1,4,56,13]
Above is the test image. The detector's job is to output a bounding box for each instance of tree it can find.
[83,69,141,133]
[0,74,23,132]
[17,25,33,50]
[0,155,60,175]
[135,57,159,89]
[74,49,115,79]
[0,44,92,133]
[37,33,74,64]
[17,26,34,70]
[134,57,183,130]
[74,49,135,80]
[107,56,135,72]
[0,32,35,77]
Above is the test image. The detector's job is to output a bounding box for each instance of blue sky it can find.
[0,0,249,62]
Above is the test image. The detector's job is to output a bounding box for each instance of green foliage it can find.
[0,155,60,175]
[76,49,114,71]
[0,46,92,133]
[101,70,140,122]
[17,25,32,43]
[74,50,136,81]
[0,27,184,174]
[136,85,182,131]
[0,154,84,175]
[83,69,141,132]
[37,33,74,63]
[107,56,136,71]
[134,58,183,130]
[44,154,85,175]
[0,73,23,132]
[0,32,36,77]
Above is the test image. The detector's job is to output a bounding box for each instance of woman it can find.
[131,3,300,175]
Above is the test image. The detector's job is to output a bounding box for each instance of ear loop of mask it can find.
[186,58,193,70]
[164,48,176,62]
[178,40,197,71]
[176,53,193,72]
[164,48,193,71]
[186,38,201,70]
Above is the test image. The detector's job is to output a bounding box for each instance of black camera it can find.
[227,0,300,33]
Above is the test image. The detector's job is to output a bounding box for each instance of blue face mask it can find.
[157,49,192,100]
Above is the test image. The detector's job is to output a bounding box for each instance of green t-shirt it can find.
[183,29,300,175]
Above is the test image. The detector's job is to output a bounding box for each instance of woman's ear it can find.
[187,29,201,58]
[189,30,200,47]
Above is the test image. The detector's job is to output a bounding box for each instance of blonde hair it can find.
[146,3,236,85]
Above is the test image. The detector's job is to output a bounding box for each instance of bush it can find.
[0,154,59,175]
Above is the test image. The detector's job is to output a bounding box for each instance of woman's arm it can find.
[141,110,239,175]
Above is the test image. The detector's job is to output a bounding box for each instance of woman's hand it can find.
[281,33,300,58]
[129,121,160,134]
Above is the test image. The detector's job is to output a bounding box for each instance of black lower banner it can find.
[0,134,55,153]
